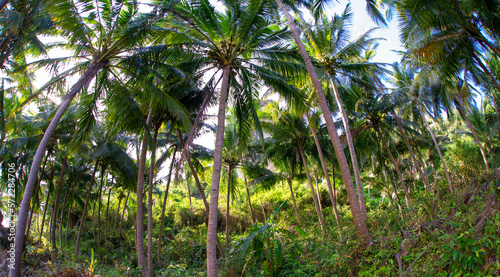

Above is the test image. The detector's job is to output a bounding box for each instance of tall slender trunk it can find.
[287,176,303,226]
[178,131,225,257]
[275,0,372,246]
[299,147,326,236]
[58,179,70,254]
[417,105,453,191]
[243,175,255,224]
[328,78,367,216]
[26,152,50,240]
[97,166,106,254]
[331,165,342,234]
[64,196,73,243]
[113,196,122,234]
[374,127,411,208]
[306,114,340,226]
[104,177,114,245]
[225,167,233,249]
[157,146,177,267]
[74,160,99,260]
[39,161,54,242]
[50,156,67,260]
[314,171,323,214]
[454,98,490,171]
[119,190,130,238]
[393,114,431,192]
[207,65,231,277]
[10,62,103,277]
[136,106,153,277]
[147,127,158,276]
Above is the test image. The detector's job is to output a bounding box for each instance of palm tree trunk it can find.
[104,177,114,244]
[276,0,372,246]
[9,62,103,277]
[113,196,122,234]
[50,155,67,260]
[314,171,323,214]
[119,190,130,238]
[157,146,177,267]
[393,113,431,192]
[74,160,99,260]
[287,176,303,226]
[136,106,153,277]
[243,175,255,224]
[39,162,54,242]
[299,147,326,236]
[25,152,50,240]
[97,166,106,254]
[58,179,70,254]
[64,196,73,244]
[328,78,367,216]
[147,127,158,276]
[207,65,231,277]
[417,105,453,192]
[374,127,411,208]
[306,114,341,226]
[454,98,490,171]
[178,131,225,257]
[225,167,233,249]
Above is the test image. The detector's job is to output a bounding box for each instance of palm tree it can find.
[9,1,190,274]
[164,1,305,274]
[273,0,379,246]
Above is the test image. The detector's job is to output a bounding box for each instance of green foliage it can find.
[437,228,486,275]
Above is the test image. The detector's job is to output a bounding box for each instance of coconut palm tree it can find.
[162,1,306,274]
[9,1,191,274]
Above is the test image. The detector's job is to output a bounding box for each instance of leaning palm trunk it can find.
[299,147,326,236]
[207,65,231,277]
[306,114,341,226]
[75,160,99,260]
[157,145,177,266]
[329,79,367,216]
[243,175,255,224]
[147,127,158,276]
[10,62,103,277]
[393,114,431,192]
[417,105,453,192]
[39,162,54,242]
[287,176,303,226]
[136,107,153,277]
[454,98,490,171]
[275,0,372,246]
[374,128,411,208]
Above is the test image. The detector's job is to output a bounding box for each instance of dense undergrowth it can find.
[20,171,500,277]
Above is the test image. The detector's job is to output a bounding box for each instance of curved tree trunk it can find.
[50,155,67,261]
[306,114,341,226]
[225,167,233,249]
[328,78,367,216]
[299,147,326,236]
[74,160,99,260]
[243,175,255,224]
[454,98,490,171]
[287,176,303,226]
[393,113,431,192]
[207,65,231,277]
[136,106,153,277]
[10,62,103,277]
[417,105,453,192]
[157,145,177,267]
[147,127,158,276]
[374,127,411,208]
[276,0,372,246]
